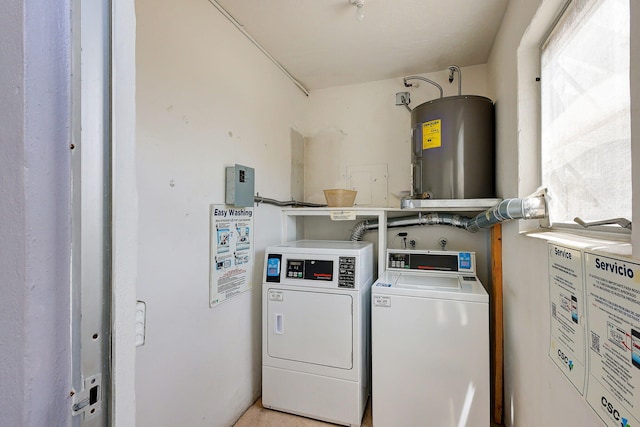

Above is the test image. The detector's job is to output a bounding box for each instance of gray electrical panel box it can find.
[225,164,255,207]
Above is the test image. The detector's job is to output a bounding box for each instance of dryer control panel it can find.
[266,257,357,288]
[264,240,373,290]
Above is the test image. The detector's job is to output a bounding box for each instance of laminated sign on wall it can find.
[585,252,640,427]
[210,204,254,307]
[548,244,587,394]
[548,244,640,427]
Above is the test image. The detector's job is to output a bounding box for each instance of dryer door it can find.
[266,289,353,369]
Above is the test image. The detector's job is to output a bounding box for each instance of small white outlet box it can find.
[135,300,146,347]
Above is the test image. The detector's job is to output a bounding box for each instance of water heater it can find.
[411,95,495,199]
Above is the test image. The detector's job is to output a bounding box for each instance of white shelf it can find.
[400,198,501,211]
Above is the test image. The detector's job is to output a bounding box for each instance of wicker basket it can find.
[323,189,357,207]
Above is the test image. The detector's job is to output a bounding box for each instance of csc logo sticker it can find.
[557,349,574,371]
[601,396,631,426]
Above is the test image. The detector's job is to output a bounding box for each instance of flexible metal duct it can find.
[350,190,548,241]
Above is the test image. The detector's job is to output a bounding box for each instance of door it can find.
[267,289,353,369]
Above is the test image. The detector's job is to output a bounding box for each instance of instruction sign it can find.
[422,119,441,150]
[585,252,640,427]
[210,204,254,307]
[548,244,587,394]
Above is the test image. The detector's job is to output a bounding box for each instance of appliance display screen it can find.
[410,253,458,271]
[266,254,282,282]
[388,252,459,271]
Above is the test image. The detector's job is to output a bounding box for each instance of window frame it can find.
[516,0,632,238]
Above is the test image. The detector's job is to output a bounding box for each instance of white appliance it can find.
[262,240,374,427]
[371,249,489,427]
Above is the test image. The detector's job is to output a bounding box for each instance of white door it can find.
[267,289,353,369]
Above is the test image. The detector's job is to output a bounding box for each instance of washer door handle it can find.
[274,313,284,334]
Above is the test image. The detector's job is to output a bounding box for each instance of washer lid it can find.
[393,272,460,290]
[372,271,488,303]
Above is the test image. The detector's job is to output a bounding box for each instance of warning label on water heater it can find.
[422,119,441,150]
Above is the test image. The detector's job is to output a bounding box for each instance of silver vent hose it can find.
[464,193,547,232]
[350,220,370,241]
[350,189,548,241]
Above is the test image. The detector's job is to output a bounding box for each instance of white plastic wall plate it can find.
[135,300,146,347]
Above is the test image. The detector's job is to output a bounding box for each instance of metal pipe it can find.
[400,94,412,112]
[574,217,632,230]
[350,190,548,240]
[254,195,327,208]
[350,212,468,241]
[448,65,462,96]
[207,0,310,97]
[403,76,444,98]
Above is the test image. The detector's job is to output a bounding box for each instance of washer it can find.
[371,249,489,427]
[262,240,374,427]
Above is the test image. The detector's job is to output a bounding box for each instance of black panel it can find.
[409,253,458,271]
[303,260,333,281]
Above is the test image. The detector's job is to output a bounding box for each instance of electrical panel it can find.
[225,164,255,207]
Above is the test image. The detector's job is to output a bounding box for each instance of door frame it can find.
[70,1,138,425]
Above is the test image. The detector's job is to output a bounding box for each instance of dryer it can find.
[371,249,489,427]
[262,240,374,427]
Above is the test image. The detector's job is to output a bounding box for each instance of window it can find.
[540,0,631,229]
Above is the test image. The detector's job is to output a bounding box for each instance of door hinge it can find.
[71,373,102,419]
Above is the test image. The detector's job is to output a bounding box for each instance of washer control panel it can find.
[387,250,475,274]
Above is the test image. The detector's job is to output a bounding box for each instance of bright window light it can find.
[540,0,631,228]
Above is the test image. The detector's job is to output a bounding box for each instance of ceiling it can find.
[214,0,509,91]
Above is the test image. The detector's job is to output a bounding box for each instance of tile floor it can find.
[233,398,372,427]
[233,397,502,426]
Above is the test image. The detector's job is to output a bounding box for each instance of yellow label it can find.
[422,119,441,150]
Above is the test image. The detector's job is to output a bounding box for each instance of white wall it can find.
[488,1,640,426]
[135,1,307,426]
[0,1,72,425]
[1,3,27,423]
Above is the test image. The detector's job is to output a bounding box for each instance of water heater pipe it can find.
[448,65,462,96]
[350,189,548,241]
[403,76,444,98]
